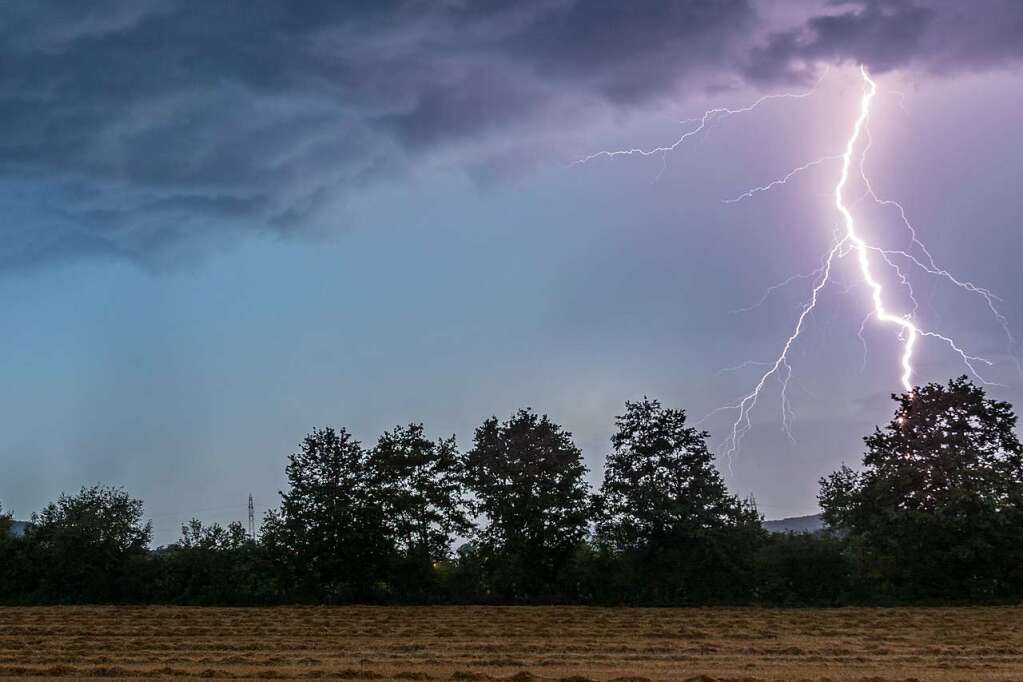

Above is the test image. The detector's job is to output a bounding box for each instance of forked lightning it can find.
[576,65,1015,461]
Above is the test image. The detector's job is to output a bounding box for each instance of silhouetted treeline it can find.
[3,377,1023,606]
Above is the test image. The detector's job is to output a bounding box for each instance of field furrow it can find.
[0,606,1021,681]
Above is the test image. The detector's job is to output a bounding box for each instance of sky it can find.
[2,0,1023,544]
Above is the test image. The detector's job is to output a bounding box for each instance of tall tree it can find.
[368,423,470,563]
[595,398,763,603]
[29,485,152,602]
[261,427,391,601]
[0,502,10,538]
[465,409,591,600]
[820,377,1023,599]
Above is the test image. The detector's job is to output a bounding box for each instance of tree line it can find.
[3,377,1023,606]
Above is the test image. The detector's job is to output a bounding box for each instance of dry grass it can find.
[1,606,1021,681]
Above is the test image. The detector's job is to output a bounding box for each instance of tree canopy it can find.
[369,423,469,563]
[597,398,759,549]
[0,503,10,538]
[260,427,391,601]
[820,377,1023,600]
[595,398,763,603]
[28,485,151,602]
[5,383,1023,606]
[465,409,591,600]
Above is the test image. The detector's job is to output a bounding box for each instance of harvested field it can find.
[1,606,1021,681]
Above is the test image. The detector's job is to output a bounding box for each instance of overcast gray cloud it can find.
[1,0,1022,268]
[749,0,1023,82]
[0,0,759,267]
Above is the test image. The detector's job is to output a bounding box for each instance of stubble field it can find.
[1,606,1021,681]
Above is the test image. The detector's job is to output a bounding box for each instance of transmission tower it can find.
[248,494,255,539]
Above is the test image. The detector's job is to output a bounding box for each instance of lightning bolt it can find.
[836,68,920,391]
[719,236,846,459]
[857,128,1023,381]
[720,66,996,458]
[721,155,842,204]
[575,65,1014,463]
[571,70,828,167]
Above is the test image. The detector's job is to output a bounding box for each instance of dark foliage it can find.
[0,504,9,538]
[260,427,393,602]
[370,423,470,561]
[152,520,275,604]
[368,423,471,600]
[753,531,857,606]
[20,486,152,603]
[820,377,1023,601]
[3,382,1023,606]
[464,409,592,601]
[594,398,765,604]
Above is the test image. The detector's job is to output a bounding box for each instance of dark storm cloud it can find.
[749,1,1023,82]
[0,0,757,267]
[2,0,1023,268]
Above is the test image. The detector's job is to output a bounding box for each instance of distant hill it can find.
[762,514,826,534]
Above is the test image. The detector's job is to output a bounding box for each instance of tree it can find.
[595,398,763,604]
[0,502,10,538]
[153,519,272,605]
[28,485,152,602]
[819,377,1023,600]
[465,409,591,600]
[261,427,391,601]
[178,518,251,551]
[0,502,30,604]
[368,423,470,563]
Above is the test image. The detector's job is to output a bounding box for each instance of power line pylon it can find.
[248,494,255,539]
